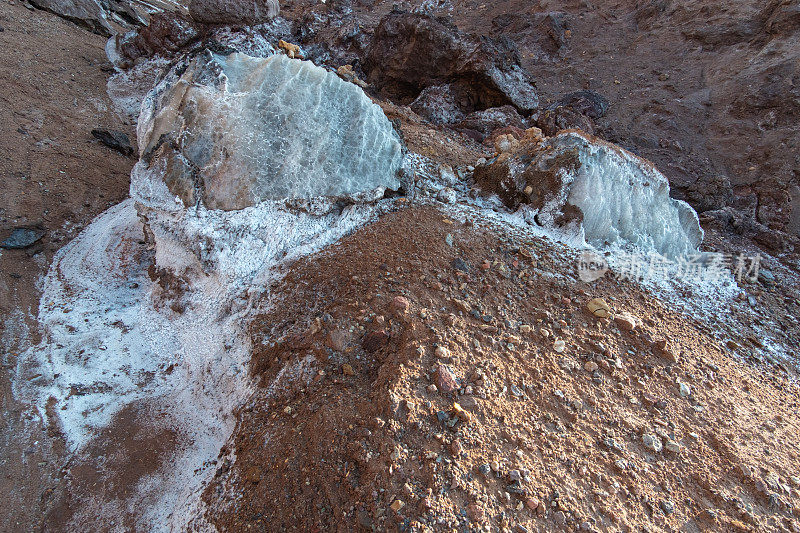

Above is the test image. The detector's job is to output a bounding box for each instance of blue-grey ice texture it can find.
[135,51,403,210]
[543,132,704,259]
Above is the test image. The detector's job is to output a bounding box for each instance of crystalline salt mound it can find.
[474,131,703,259]
[133,50,403,211]
[556,133,703,259]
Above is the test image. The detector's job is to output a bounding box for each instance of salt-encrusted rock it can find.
[409,85,466,125]
[29,0,146,36]
[133,51,403,211]
[457,105,526,137]
[106,13,200,69]
[473,130,703,259]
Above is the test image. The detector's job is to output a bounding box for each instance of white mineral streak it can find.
[14,197,382,531]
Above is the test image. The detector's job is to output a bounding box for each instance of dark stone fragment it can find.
[362,329,390,353]
[451,257,471,272]
[1,227,45,249]
[91,129,133,156]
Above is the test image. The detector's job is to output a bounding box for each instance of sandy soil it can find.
[0,3,135,530]
[202,205,800,532]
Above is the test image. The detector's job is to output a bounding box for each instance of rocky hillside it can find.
[203,206,800,532]
[1,0,799,532]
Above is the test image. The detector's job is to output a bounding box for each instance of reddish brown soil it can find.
[0,3,135,531]
[2,1,800,531]
[203,206,800,532]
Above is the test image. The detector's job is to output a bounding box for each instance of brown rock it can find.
[472,132,581,213]
[390,296,410,317]
[189,0,279,25]
[458,106,526,136]
[586,297,611,318]
[435,364,459,393]
[390,499,405,512]
[326,328,350,352]
[652,337,668,351]
[537,106,595,136]
[450,439,463,455]
[278,40,303,59]
[466,502,485,522]
[452,403,471,422]
[336,64,368,88]
[458,396,479,409]
[494,133,520,154]
[614,312,638,331]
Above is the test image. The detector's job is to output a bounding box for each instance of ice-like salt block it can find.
[134,51,403,211]
[474,131,703,259]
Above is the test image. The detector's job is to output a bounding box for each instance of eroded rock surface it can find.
[107,13,201,68]
[133,51,403,211]
[364,11,539,115]
[189,0,279,26]
[28,0,146,36]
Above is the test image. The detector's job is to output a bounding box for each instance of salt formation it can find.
[134,50,403,211]
[563,134,703,258]
[13,197,385,530]
[13,48,408,530]
[473,131,703,259]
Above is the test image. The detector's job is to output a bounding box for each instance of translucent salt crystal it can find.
[134,51,403,211]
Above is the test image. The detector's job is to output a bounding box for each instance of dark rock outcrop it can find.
[91,128,133,156]
[364,11,538,115]
[457,105,526,137]
[536,106,595,137]
[188,0,279,26]
[28,0,146,36]
[109,13,200,68]
[409,85,466,125]
[535,90,608,137]
[1,227,46,249]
